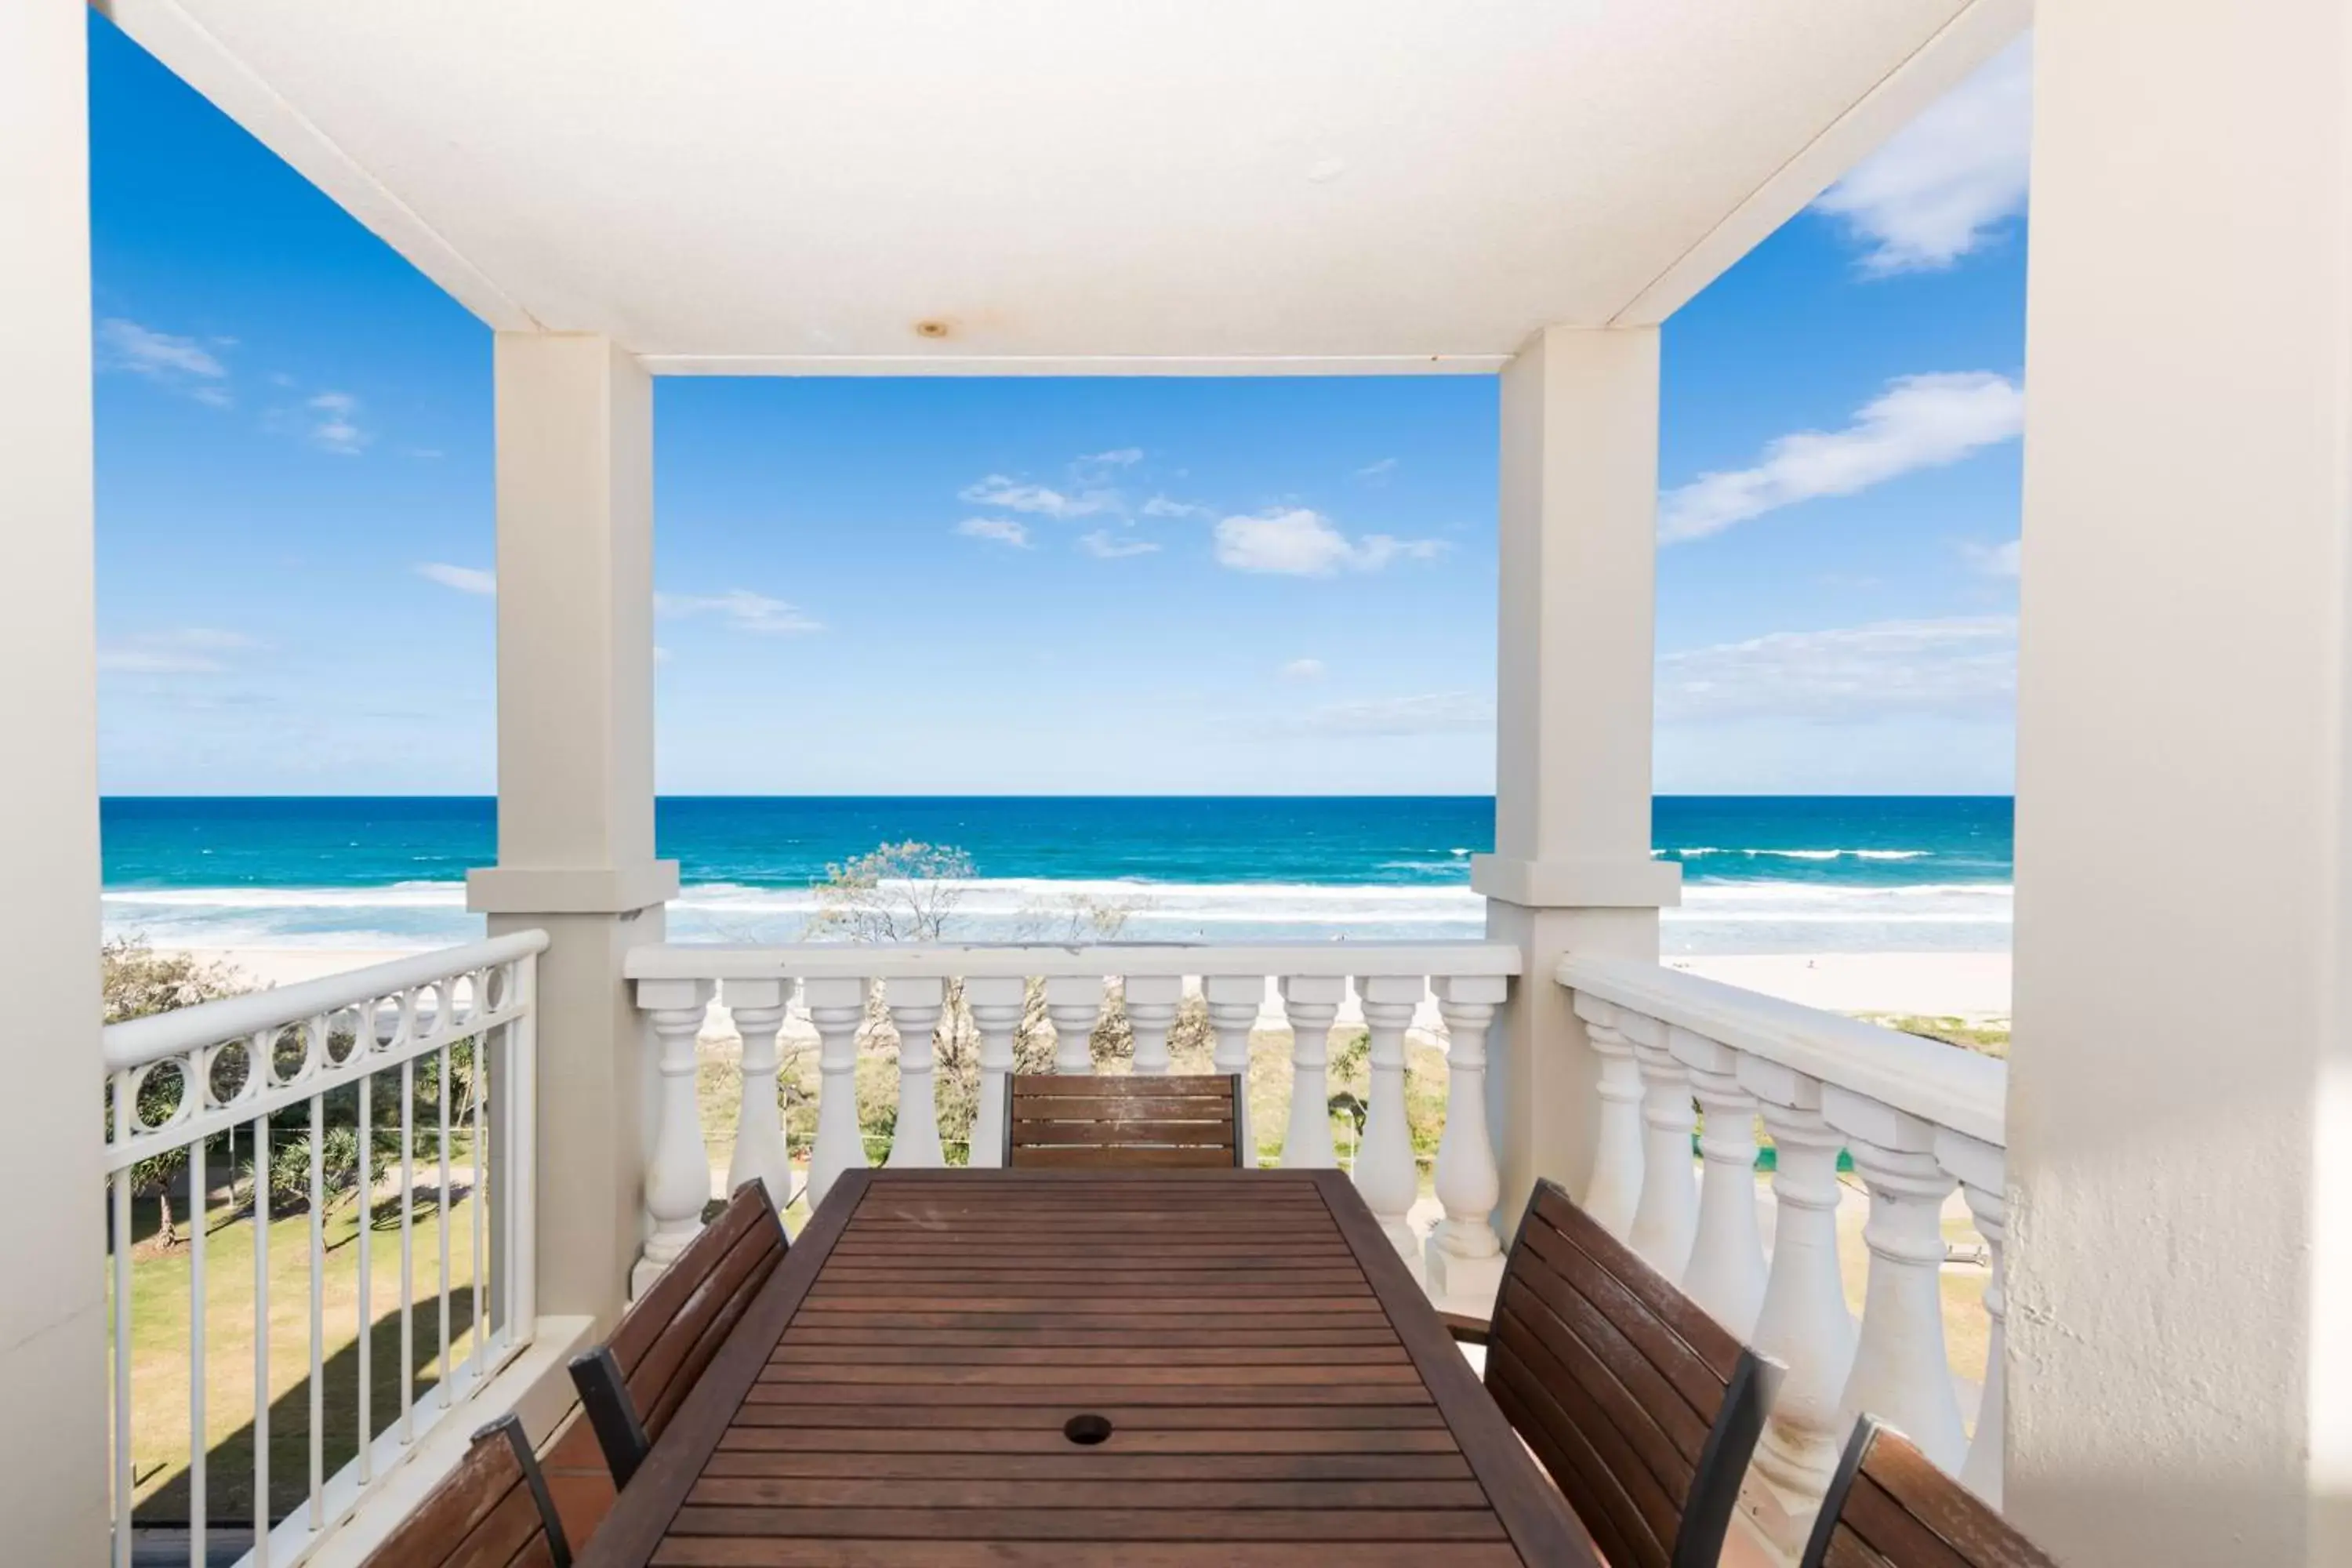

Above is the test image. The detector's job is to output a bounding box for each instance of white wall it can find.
[2010,2,2352,1561]
[0,2,107,1560]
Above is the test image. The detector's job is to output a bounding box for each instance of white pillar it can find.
[964,975,1025,1167]
[720,978,793,1213]
[1938,1129,2006,1508]
[1123,975,1182,1075]
[466,334,677,1322]
[1672,1029,1766,1337]
[882,977,946,1168]
[801,977,868,1206]
[2013,7,2352,1562]
[1425,977,1508,1308]
[1352,976,1424,1270]
[0,3,106,1556]
[1623,1011,1697,1283]
[1277,975,1343,1168]
[1044,975,1105,1075]
[1473,327,1681,1235]
[1203,975,1263,1163]
[1568,995,1644,1239]
[632,979,713,1297]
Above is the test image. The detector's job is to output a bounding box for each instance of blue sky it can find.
[87,14,2028,797]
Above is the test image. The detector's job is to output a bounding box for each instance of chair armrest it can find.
[1438,1311,1491,1346]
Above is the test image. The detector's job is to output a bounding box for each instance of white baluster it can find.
[1572,993,1645,1239]
[883,977,948,1168]
[964,975,1025,1168]
[801,976,867,1210]
[1045,975,1105,1074]
[1741,1060,1858,1541]
[1827,1087,1969,1471]
[1353,975,1424,1272]
[633,977,714,1296]
[1203,975,1264,1163]
[1939,1129,2008,1507]
[1277,975,1343,1168]
[721,978,793,1210]
[1670,1026,1767,1336]
[1123,975,1182,1075]
[1623,1010,1698,1283]
[1425,975,1507,1308]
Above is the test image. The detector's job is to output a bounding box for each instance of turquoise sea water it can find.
[99,796,2013,956]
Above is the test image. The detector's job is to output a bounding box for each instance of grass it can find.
[1863,1013,2011,1058]
[114,1165,487,1527]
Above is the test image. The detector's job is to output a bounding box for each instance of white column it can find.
[2015,8,2352,1563]
[1826,1088,1965,1472]
[1044,975,1105,1074]
[0,4,105,1556]
[964,975,1025,1167]
[883,978,947,1168]
[801,977,868,1208]
[1622,1011,1697,1283]
[1473,327,1681,1233]
[632,979,713,1297]
[1425,976,1508,1308]
[1741,1060,1857,1550]
[720,978,793,1213]
[1671,1028,1766,1337]
[466,333,677,1319]
[1203,975,1263,1163]
[1123,975,1182,1075]
[1352,976,1424,1270]
[1277,975,1343,1168]
[1938,1129,2007,1508]
[1569,994,1644,1239]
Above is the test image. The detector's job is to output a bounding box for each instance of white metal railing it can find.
[1557,954,2007,1548]
[103,932,546,1568]
[624,942,1520,1304]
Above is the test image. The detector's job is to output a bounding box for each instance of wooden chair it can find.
[1004,1072,1246,1167]
[1802,1417,2056,1568]
[567,1181,789,1486]
[357,1412,570,1568]
[1443,1178,1781,1568]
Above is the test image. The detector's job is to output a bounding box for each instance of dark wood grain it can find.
[1005,1074,1244,1167]
[1802,1419,2056,1568]
[358,1414,561,1568]
[581,1169,1596,1566]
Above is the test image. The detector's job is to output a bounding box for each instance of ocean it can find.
[98,796,2013,956]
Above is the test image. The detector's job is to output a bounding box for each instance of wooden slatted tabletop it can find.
[579,1168,1592,1566]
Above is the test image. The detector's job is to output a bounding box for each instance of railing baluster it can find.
[1622,1010,1698,1283]
[356,1065,372,1484]
[883,977,948,1168]
[1570,994,1645,1240]
[1937,1129,2008,1507]
[437,1036,452,1408]
[802,977,868,1207]
[964,976,1025,1168]
[399,1054,415,1442]
[1276,976,1343,1169]
[1203,976,1265,1163]
[1124,975,1182,1076]
[308,1076,325,1527]
[252,1100,270,1568]
[1425,975,1507,1308]
[111,1073,132,1568]
[190,1116,206,1568]
[721,979,793,1208]
[1352,975,1423,1272]
[1827,1087,1969,1472]
[635,978,717,1294]
[470,1027,485,1379]
[1671,1027,1767,1337]
[1044,975,1105,1074]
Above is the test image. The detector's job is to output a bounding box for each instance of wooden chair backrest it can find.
[1004,1073,1246,1168]
[604,1181,789,1447]
[1802,1417,2056,1568]
[358,1413,568,1568]
[1484,1179,1777,1568]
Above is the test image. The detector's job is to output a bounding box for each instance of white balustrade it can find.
[802,976,868,1208]
[1203,974,1265,1160]
[1044,975,1105,1073]
[1571,993,1645,1239]
[883,976,949,1168]
[1425,975,1508,1308]
[720,978,793,1210]
[963,975,1025,1168]
[1124,975,1183,1075]
[635,977,717,1295]
[1559,954,2008,1552]
[1352,975,1424,1270]
[102,934,545,1568]
[1277,975,1344,1169]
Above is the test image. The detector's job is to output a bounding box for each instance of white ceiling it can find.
[103,0,2025,373]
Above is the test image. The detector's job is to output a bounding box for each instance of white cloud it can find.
[417,562,497,596]
[1280,658,1327,681]
[956,517,1033,549]
[1142,495,1213,520]
[307,391,370,455]
[1659,372,2023,543]
[1657,616,2016,722]
[1964,538,2022,577]
[1814,37,2032,275]
[98,627,258,676]
[656,590,823,635]
[1081,448,1143,467]
[1293,691,1493,737]
[1077,529,1161,559]
[97,318,231,405]
[1354,458,1399,480]
[957,474,1113,518]
[1213,508,1446,576]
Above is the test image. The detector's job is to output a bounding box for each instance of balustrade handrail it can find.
[103,930,552,1073]
[1556,953,2003,1146]
[626,938,1523,982]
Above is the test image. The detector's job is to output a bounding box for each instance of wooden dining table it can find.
[578,1167,1593,1566]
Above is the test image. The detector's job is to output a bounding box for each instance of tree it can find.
[103,938,254,1249]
